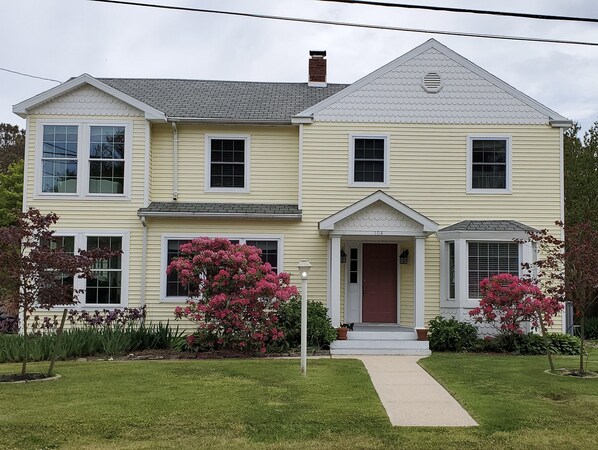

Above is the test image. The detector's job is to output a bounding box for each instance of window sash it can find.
[468,242,519,299]
[42,125,79,193]
[470,139,508,190]
[448,242,455,299]
[209,138,246,189]
[352,137,386,183]
[86,236,123,305]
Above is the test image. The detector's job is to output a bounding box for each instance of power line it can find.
[87,0,598,47]
[0,67,61,84]
[317,0,598,24]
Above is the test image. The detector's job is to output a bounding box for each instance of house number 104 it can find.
[374,231,384,235]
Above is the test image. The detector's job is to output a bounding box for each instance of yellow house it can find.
[13,40,571,354]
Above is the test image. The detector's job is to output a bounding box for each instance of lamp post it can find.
[297,259,311,376]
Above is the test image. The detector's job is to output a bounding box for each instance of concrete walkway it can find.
[353,355,478,427]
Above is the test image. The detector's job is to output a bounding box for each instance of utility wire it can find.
[0,67,61,83]
[87,0,598,47]
[317,0,598,24]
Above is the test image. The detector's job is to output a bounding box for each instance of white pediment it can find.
[335,201,422,234]
[319,191,438,237]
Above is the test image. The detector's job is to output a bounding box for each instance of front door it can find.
[362,243,397,323]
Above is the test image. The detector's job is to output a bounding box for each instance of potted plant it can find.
[416,328,429,341]
[336,323,352,340]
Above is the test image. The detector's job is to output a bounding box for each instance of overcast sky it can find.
[2,0,598,132]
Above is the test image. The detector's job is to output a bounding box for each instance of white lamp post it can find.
[297,259,312,376]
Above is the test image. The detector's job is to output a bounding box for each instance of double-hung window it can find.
[86,236,123,305]
[468,242,519,299]
[206,135,250,192]
[467,136,511,194]
[349,135,389,186]
[38,122,130,198]
[163,236,281,300]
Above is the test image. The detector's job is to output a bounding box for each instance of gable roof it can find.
[293,39,570,127]
[99,79,348,123]
[319,190,438,234]
[13,74,167,121]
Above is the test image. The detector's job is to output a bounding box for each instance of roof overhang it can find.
[138,211,302,220]
[549,119,574,128]
[13,74,167,121]
[319,190,438,236]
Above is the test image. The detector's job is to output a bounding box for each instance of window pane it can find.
[448,242,455,299]
[246,240,278,273]
[89,161,125,194]
[89,127,125,194]
[471,139,507,190]
[468,242,518,299]
[166,239,191,297]
[353,138,385,183]
[210,139,245,189]
[86,236,123,304]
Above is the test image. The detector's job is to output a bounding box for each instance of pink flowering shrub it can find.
[469,273,563,335]
[169,237,298,353]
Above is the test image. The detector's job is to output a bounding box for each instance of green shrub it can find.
[583,317,598,340]
[476,332,580,355]
[272,298,337,351]
[0,323,184,363]
[428,316,478,352]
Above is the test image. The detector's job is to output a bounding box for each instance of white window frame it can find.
[466,135,512,195]
[43,230,130,309]
[34,119,133,200]
[348,133,390,187]
[160,234,284,302]
[204,134,251,193]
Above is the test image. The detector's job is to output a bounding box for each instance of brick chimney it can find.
[308,50,327,87]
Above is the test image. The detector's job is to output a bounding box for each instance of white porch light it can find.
[297,259,312,376]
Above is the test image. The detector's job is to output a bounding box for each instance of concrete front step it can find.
[330,338,430,356]
[347,330,417,341]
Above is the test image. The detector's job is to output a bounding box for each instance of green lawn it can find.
[0,355,596,449]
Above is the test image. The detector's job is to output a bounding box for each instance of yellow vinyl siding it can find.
[399,242,414,327]
[25,114,147,308]
[151,124,299,203]
[302,122,562,328]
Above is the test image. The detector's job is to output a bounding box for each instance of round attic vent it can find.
[421,72,443,93]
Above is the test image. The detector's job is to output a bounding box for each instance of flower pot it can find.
[416,328,429,341]
[336,327,349,340]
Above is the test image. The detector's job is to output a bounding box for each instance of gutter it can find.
[139,216,148,319]
[167,117,293,125]
[171,121,178,200]
[550,119,573,128]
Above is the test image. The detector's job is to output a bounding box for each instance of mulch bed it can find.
[88,348,331,361]
[546,368,598,378]
[0,373,54,383]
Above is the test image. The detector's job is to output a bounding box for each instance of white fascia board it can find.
[296,38,569,124]
[13,74,167,121]
[290,116,314,124]
[318,190,438,232]
[550,119,574,128]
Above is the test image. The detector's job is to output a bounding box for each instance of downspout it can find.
[139,215,148,324]
[298,124,303,210]
[172,121,179,200]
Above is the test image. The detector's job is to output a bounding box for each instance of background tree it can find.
[564,122,598,227]
[0,159,24,226]
[0,123,25,173]
[0,208,115,377]
[522,222,598,375]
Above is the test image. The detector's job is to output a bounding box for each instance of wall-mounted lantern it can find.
[399,249,409,265]
[340,249,347,264]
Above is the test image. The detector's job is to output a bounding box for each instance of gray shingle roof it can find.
[439,220,538,232]
[98,79,348,122]
[138,202,301,219]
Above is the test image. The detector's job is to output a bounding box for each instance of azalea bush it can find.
[170,237,298,353]
[428,316,478,352]
[470,273,563,371]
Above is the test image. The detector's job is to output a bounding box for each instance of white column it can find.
[455,238,468,315]
[414,237,426,329]
[330,235,341,327]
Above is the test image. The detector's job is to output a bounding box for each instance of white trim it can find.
[34,118,133,200]
[319,190,438,234]
[22,116,29,212]
[204,134,250,193]
[348,133,390,188]
[160,233,284,303]
[414,237,426,329]
[329,235,341,327]
[144,121,151,207]
[466,135,512,195]
[294,39,569,124]
[298,124,303,210]
[13,74,166,121]
[47,230,130,309]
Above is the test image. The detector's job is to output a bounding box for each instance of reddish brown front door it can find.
[362,243,397,323]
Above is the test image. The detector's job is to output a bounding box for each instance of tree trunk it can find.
[21,313,27,376]
[579,314,585,375]
[47,309,68,377]
[539,316,555,373]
